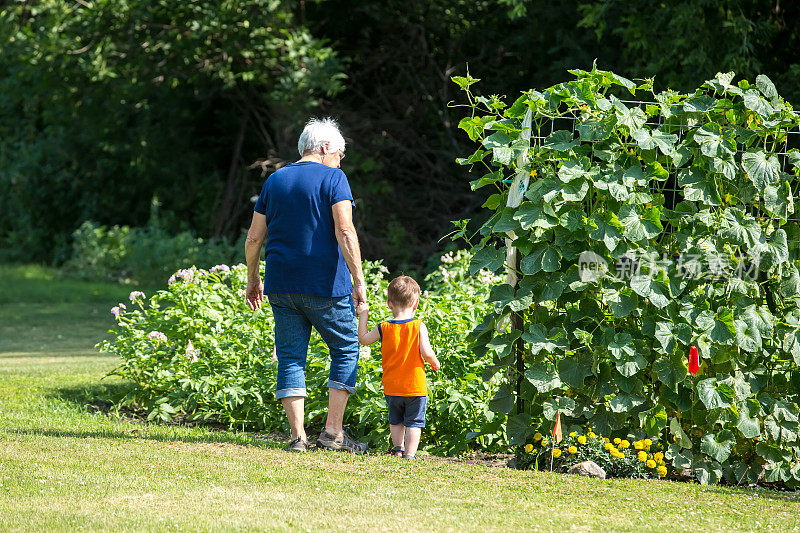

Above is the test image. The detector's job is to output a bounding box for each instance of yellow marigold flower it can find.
[588,431,596,438]
[604,437,610,444]
[638,451,648,462]
[552,448,562,458]
[577,436,587,444]
[657,465,667,477]
[644,439,652,447]
[647,459,656,469]
[568,446,577,454]
[654,452,664,462]
[613,438,621,445]
[569,432,577,438]
[524,443,534,453]
[620,440,630,449]
[604,442,613,451]
[634,440,643,450]
[534,432,542,441]
[541,438,549,447]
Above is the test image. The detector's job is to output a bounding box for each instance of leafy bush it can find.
[64,221,241,286]
[455,65,800,486]
[99,252,505,455]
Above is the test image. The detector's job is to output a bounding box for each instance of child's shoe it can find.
[387,445,404,457]
[401,454,416,460]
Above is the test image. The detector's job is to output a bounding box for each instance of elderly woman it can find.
[245,118,367,453]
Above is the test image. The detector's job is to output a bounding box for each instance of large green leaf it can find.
[695,308,736,345]
[619,204,661,242]
[589,212,623,252]
[488,384,515,414]
[735,319,762,352]
[558,158,590,182]
[763,180,794,220]
[744,89,774,118]
[524,361,562,393]
[542,396,576,420]
[756,74,778,100]
[603,287,638,317]
[482,131,511,149]
[522,324,569,354]
[694,459,723,485]
[609,393,646,413]
[721,208,761,249]
[514,202,558,230]
[669,418,692,449]
[577,116,615,141]
[561,179,589,202]
[696,378,734,410]
[557,353,594,388]
[543,130,579,152]
[742,150,780,189]
[520,243,561,275]
[507,412,533,444]
[783,329,800,366]
[694,124,734,157]
[614,101,646,133]
[630,273,671,308]
[678,167,721,206]
[757,228,789,270]
[700,430,735,463]
[639,405,668,436]
[653,353,687,389]
[469,245,505,275]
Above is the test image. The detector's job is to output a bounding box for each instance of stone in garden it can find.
[567,461,606,479]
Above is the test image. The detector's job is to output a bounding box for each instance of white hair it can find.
[297,117,346,157]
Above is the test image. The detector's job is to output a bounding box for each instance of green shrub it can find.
[455,66,800,487]
[99,251,505,455]
[64,221,241,286]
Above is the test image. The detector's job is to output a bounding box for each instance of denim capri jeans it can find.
[267,293,360,400]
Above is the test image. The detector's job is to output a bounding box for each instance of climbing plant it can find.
[455,64,800,486]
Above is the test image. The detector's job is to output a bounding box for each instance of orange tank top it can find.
[380,318,427,396]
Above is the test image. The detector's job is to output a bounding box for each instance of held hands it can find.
[356,301,369,315]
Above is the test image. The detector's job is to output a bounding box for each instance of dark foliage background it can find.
[1,0,798,272]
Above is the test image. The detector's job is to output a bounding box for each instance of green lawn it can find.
[1,264,799,532]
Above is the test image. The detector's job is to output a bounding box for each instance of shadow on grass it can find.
[704,484,800,503]
[44,382,289,450]
[12,427,286,451]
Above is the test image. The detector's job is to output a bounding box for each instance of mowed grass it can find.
[1,265,799,532]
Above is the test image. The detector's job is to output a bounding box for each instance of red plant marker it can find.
[688,346,700,375]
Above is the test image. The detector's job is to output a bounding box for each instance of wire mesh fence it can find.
[523,101,800,247]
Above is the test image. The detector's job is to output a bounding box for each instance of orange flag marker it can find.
[553,412,563,444]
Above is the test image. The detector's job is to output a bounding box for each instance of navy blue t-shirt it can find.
[254,161,354,297]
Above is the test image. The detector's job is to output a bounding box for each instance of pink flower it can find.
[168,268,195,286]
[147,331,167,342]
[118,303,126,310]
[110,306,120,318]
[185,340,199,362]
[129,291,145,302]
[210,264,230,273]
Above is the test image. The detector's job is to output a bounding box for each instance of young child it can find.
[356,275,440,459]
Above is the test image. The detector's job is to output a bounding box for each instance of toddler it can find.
[356,275,440,459]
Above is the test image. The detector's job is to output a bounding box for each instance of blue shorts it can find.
[385,395,427,428]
